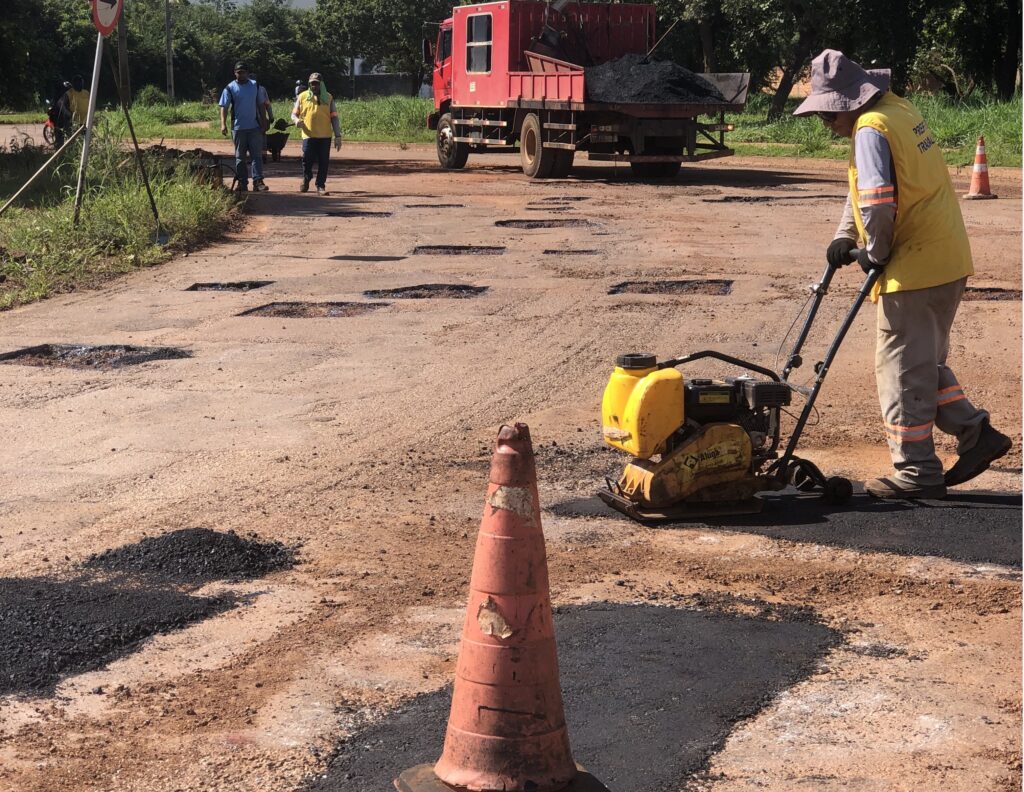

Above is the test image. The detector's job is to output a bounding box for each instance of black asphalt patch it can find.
[609,279,734,296]
[0,577,233,697]
[412,245,505,256]
[0,344,192,370]
[363,284,488,299]
[299,603,837,792]
[525,205,573,212]
[543,249,601,256]
[84,528,297,586]
[324,210,393,218]
[702,195,848,203]
[549,490,1022,567]
[539,196,591,202]
[185,281,274,292]
[237,302,386,318]
[963,287,1021,301]
[330,255,407,262]
[496,219,595,229]
[404,203,465,209]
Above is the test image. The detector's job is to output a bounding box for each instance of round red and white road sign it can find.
[92,0,124,36]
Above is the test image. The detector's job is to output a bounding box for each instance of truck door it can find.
[434,22,453,105]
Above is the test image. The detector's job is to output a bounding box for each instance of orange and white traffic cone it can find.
[395,424,607,792]
[964,136,997,200]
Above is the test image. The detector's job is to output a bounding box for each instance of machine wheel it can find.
[520,113,555,178]
[823,476,853,505]
[787,460,819,492]
[548,148,575,178]
[437,113,469,170]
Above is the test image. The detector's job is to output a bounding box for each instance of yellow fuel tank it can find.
[601,353,684,459]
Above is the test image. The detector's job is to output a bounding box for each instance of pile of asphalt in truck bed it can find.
[585,53,725,104]
[84,528,296,586]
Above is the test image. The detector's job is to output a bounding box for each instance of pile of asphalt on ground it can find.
[584,54,725,104]
[0,577,233,696]
[84,528,297,586]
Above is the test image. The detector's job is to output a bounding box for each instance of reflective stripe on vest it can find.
[849,92,973,297]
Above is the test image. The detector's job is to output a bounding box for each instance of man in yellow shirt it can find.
[794,50,1011,500]
[290,72,341,196]
[66,75,90,127]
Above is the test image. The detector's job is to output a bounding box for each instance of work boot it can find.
[253,179,269,192]
[317,186,328,196]
[864,476,947,500]
[235,183,248,193]
[944,422,1013,487]
[299,179,310,193]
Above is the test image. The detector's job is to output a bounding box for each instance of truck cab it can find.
[432,19,454,113]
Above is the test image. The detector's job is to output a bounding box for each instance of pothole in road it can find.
[0,344,192,370]
[963,287,1021,301]
[609,279,734,296]
[299,603,837,792]
[84,528,297,586]
[525,205,573,212]
[404,203,465,209]
[539,195,591,202]
[325,210,393,218]
[330,255,407,262]
[363,284,488,299]
[0,576,234,697]
[702,195,775,203]
[543,249,601,256]
[237,302,386,318]
[185,281,274,292]
[412,245,505,256]
[496,219,595,229]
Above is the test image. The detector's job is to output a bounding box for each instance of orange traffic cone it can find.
[395,424,607,792]
[964,136,997,200]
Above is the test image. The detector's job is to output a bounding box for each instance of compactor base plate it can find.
[597,486,764,523]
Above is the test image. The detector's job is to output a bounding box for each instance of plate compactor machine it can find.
[598,255,881,522]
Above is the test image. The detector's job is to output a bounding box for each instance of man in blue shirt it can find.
[219,61,269,192]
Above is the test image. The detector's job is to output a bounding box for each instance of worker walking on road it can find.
[219,61,270,193]
[291,72,341,196]
[794,49,1012,500]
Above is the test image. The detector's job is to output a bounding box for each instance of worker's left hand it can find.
[857,247,884,275]
[333,136,342,152]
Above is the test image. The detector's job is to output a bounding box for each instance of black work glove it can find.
[857,247,885,275]
[826,237,857,267]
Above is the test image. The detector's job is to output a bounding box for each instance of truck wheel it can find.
[520,113,554,178]
[549,149,574,178]
[437,113,469,170]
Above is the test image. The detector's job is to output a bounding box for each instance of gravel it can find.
[585,54,725,104]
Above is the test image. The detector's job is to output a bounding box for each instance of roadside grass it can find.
[727,92,1022,166]
[0,121,237,310]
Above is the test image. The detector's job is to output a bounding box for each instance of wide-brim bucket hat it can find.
[793,49,891,116]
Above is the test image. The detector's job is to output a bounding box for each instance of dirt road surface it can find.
[0,146,1020,792]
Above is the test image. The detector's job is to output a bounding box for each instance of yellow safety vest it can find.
[294,90,336,139]
[67,89,90,126]
[850,92,973,296]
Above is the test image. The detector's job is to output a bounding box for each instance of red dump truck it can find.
[424,1,749,178]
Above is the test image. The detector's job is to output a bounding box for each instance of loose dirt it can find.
[84,528,296,586]
[0,146,1018,792]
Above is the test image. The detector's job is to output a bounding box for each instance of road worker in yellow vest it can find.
[795,49,1011,500]
[291,72,342,196]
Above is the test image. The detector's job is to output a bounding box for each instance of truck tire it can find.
[549,148,575,178]
[437,113,469,170]
[520,113,554,178]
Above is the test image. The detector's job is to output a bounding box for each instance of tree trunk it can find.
[698,18,715,73]
[768,33,811,122]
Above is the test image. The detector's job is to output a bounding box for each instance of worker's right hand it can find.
[826,237,857,267]
[220,125,228,137]
[294,120,307,132]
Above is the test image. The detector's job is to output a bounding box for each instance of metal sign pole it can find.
[72,32,105,224]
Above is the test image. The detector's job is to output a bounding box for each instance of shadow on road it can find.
[300,603,838,792]
[549,490,1022,568]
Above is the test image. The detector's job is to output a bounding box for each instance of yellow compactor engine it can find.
[600,352,791,517]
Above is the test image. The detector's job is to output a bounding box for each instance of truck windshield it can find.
[466,13,492,73]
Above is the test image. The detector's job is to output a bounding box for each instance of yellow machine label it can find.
[698,392,731,404]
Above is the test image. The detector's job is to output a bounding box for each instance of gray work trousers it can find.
[875,277,987,485]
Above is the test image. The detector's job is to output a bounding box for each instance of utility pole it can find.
[164,0,175,100]
[117,10,131,107]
